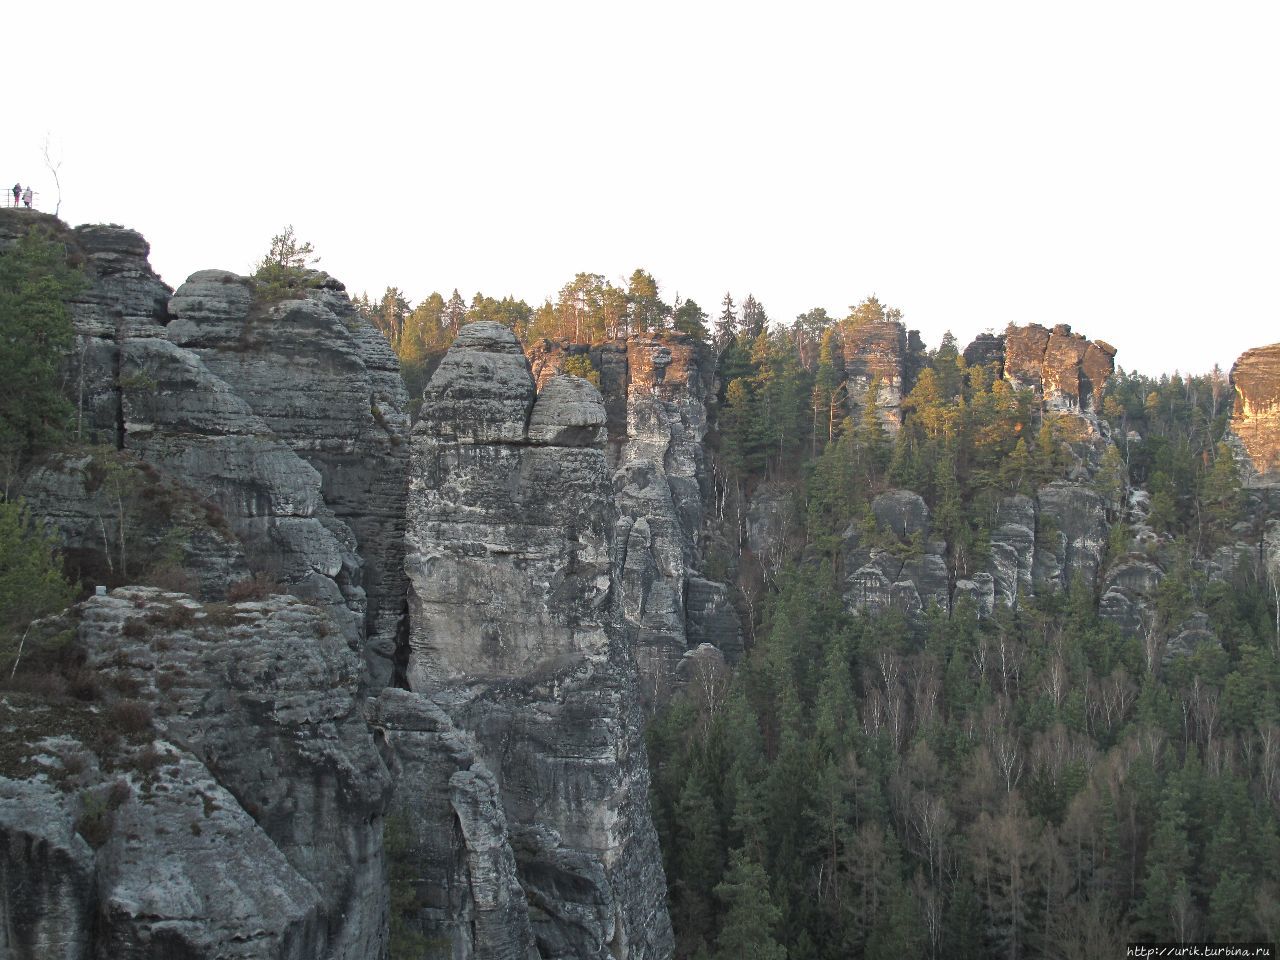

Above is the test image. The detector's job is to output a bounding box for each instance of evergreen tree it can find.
[442,288,467,336]
[1134,780,1193,939]
[740,294,768,341]
[0,499,76,673]
[0,227,82,459]
[675,765,725,948]
[674,298,710,341]
[627,268,670,333]
[715,293,737,350]
[714,848,786,960]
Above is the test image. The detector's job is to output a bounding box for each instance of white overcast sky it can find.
[3,1,1276,376]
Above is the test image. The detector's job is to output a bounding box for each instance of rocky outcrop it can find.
[527,332,739,701]
[371,689,537,959]
[963,332,1006,370]
[1003,323,1116,414]
[165,269,410,685]
[988,495,1037,606]
[0,588,392,960]
[119,333,369,650]
[1228,342,1280,486]
[4,211,410,685]
[842,318,923,434]
[0,779,96,958]
[19,450,248,597]
[0,211,171,448]
[406,323,673,958]
[1033,482,1110,589]
[842,491,949,617]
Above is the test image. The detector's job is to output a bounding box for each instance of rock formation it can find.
[1228,342,1280,486]
[1003,323,1116,414]
[528,331,741,699]
[405,322,674,958]
[0,588,391,960]
[165,269,410,682]
[3,211,410,685]
[841,317,924,434]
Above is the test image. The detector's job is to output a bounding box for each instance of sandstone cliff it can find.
[1228,342,1280,486]
[0,589,391,959]
[405,323,673,958]
[528,333,741,701]
[2,211,410,685]
[1002,322,1116,414]
[841,316,925,434]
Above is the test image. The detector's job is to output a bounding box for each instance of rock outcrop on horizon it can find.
[13,207,1280,959]
[841,316,925,435]
[1228,342,1280,487]
[1003,322,1117,414]
[2,211,409,685]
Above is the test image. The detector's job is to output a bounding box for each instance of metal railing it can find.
[2,191,37,210]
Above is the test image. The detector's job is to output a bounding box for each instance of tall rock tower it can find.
[404,322,674,959]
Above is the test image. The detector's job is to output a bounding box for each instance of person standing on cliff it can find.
[21,186,32,209]
[10,184,19,207]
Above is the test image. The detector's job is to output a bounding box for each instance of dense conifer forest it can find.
[357,273,1280,958]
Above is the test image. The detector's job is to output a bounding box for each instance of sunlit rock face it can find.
[1228,342,1280,486]
[1003,322,1116,414]
[405,323,674,959]
[842,317,924,434]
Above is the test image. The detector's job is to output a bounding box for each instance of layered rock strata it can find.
[1003,322,1116,414]
[842,317,923,434]
[1228,342,1280,486]
[0,588,392,960]
[842,485,1112,620]
[165,269,410,682]
[528,332,740,699]
[3,212,409,685]
[406,322,673,958]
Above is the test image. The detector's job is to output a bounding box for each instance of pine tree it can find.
[627,268,670,334]
[0,227,82,457]
[740,294,768,341]
[714,848,786,960]
[0,499,76,674]
[854,377,892,485]
[442,289,466,336]
[1134,780,1192,938]
[676,765,725,948]
[674,298,710,341]
[1094,443,1128,517]
[715,293,737,350]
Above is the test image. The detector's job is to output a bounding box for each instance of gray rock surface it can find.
[406,323,673,958]
[531,332,739,703]
[988,495,1037,606]
[1,587,392,960]
[0,778,95,959]
[842,492,949,617]
[166,269,410,686]
[529,375,608,447]
[372,689,537,960]
[19,450,248,598]
[1034,482,1109,589]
